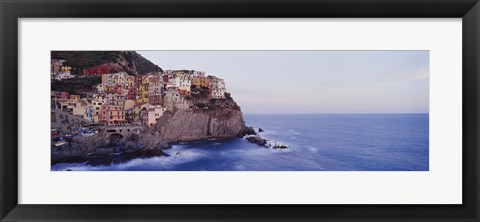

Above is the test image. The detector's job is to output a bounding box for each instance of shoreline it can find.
[51,134,246,167]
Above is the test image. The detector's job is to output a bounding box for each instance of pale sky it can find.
[138,51,429,114]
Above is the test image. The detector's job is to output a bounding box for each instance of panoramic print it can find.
[51,51,429,171]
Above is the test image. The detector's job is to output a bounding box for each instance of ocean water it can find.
[52,114,429,171]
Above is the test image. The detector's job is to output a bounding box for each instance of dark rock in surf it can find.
[240,126,257,136]
[245,135,269,148]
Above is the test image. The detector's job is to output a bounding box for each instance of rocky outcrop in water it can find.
[244,134,289,149]
[245,135,268,147]
[52,132,169,166]
[241,126,257,136]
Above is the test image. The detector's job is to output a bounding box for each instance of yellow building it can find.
[61,66,72,73]
[142,75,150,84]
[125,76,135,90]
[89,99,105,123]
[135,84,149,99]
[136,97,149,103]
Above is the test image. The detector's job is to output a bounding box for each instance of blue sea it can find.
[52,114,429,171]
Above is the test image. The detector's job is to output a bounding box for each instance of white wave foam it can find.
[52,145,207,171]
[307,147,319,153]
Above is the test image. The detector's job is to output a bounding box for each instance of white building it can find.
[96,83,107,93]
[192,70,206,77]
[166,74,180,88]
[148,81,163,96]
[51,59,65,76]
[178,75,192,92]
[105,93,125,104]
[142,104,165,126]
[164,87,189,110]
[58,99,87,115]
[72,101,91,121]
[121,88,130,98]
[101,72,129,86]
[164,87,181,103]
[54,72,75,81]
[210,76,226,99]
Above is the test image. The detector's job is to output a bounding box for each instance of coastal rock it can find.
[153,106,247,142]
[52,93,247,166]
[245,135,289,149]
[52,131,170,165]
[240,126,257,136]
[272,143,289,149]
[245,135,269,148]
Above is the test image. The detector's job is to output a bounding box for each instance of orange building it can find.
[192,76,210,88]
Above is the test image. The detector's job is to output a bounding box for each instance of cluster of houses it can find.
[51,59,75,80]
[51,60,228,127]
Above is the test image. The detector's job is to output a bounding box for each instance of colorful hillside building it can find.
[83,64,116,76]
[209,76,226,99]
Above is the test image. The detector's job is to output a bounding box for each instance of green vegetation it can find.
[52,51,119,74]
[127,52,163,75]
[51,51,162,75]
[51,76,101,96]
[191,86,210,99]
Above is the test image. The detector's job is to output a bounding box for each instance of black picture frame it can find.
[1,0,479,221]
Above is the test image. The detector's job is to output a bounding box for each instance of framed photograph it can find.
[1,0,479,221]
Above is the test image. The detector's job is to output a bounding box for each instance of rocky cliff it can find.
[153,100,247,142]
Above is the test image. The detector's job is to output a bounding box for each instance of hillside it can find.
[51,51,162,76]
[51,76,102,96]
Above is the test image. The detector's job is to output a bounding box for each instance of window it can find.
[51,112,56,122]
